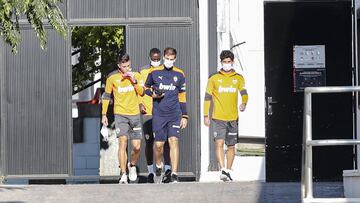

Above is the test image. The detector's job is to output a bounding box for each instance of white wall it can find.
[199,0,265,182]
[227,0,265,138]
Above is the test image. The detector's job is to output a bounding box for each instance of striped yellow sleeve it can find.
[102,76,113,115]
[238,75,248,105]
[137,71,146,105]
[178,92,186,103]
[102,100,110,115]
[203,77,214,117]
[241,92,248,105]
[134,73,144,96]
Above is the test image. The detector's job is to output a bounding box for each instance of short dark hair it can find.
[149,48,161,57]
[118,53,130,63]
[220,50,234,61]
[164,47,177,56]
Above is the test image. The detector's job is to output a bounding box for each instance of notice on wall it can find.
[293,45,326,92]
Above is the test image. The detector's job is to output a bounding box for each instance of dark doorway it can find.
[264,0,354,181]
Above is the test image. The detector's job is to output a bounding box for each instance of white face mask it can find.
[222,63,233,71]
[164,58,175,69]
[150,60,161,67]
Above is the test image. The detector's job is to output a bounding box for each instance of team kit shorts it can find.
[152,115,181,142]
[114,114,142,140]
[211,119,239,146]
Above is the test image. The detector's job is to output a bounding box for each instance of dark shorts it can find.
[141,115,153,141]
[211,119,238,146]
[115,114,142,140]
[152,115,181,142]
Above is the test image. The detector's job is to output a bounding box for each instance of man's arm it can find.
[133,72,144,96]
[144,71,154,97]
[101,76,113,126]
[178,73,188,118]
[203,77,214,127]
[138,70,147,113]
[203,77,213,117]
[178,73,188,129]
[238,75,248,112]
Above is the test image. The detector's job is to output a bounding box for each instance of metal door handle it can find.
[267,97,278,115]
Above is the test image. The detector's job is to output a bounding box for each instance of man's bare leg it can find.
[215,139,225,169]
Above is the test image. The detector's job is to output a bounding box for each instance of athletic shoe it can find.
[162,169,172,183]
[147,173,155,183]
[119,173,128,184]
[155,165,162,177]
[170,173,179,183]
[128,163,138,181]
[220,169,233,182]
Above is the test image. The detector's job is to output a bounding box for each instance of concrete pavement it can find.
[0,182,343,203]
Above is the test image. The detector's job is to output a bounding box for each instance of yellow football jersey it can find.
[203,70,248,121]
[139,66,154,116]
[102,70,144,115]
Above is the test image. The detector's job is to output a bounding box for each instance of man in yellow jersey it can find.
[101,54,144,184]
[139,48,171,183]
[203,50,248,182]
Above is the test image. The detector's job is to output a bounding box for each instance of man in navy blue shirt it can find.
[145,47,188,183]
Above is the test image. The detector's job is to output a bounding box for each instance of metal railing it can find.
[302,86,360,203]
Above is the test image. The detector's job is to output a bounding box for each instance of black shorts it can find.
[141,115,153,141]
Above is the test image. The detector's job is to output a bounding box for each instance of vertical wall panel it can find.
[59,0,67,18]
[69,0,126,19]
[127,25,200,175]
[208,0,218,171]
[4,29,71,175]
[129,0,193,18]
[0,39,4,176]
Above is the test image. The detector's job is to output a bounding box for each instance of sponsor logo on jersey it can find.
[218,86,237,93]
[118,85,135,93]
[159,83,176,91]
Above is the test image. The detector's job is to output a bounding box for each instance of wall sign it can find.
[293,45,326,92]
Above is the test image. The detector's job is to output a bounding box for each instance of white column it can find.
[199,0,210,175]
[217,0,231,69]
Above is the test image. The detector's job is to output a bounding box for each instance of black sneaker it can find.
[220,170,233,182]
[147,173,154,183]
[162,169,172,183]
[170,173,179,183]
[155,166,162,177]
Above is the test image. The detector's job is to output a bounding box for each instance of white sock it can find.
[221,167,227,172]
[164,165,171,171]
[156,162,163,169]
[147,165,154,174]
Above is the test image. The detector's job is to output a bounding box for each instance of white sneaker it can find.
[119,173,128,184]
[128,163,138,181]
[220,169,233,182]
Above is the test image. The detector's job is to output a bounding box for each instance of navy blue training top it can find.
[144,65,187,118]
